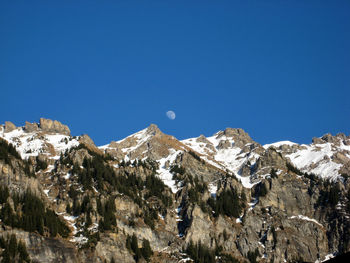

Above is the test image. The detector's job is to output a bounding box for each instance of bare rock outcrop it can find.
[0,230,79,263]
[25,121,39,132]
[218,128,255,148]
[39,118,70,135]
[4,121,16,133]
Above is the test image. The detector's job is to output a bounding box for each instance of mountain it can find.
[0,118,349,263]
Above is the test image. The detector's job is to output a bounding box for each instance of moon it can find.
[166,110,176,120]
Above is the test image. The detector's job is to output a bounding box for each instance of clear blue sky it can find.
[1,1,349,145]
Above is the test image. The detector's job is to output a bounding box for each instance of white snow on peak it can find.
[286,143,342,180]
[263,141,297,149]
[99,127,152,155]
[182,134,256,172]
[181,133,261,187]
[0,127,79,159]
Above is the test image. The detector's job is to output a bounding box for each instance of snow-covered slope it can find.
[100,124,186,192]
[0,126,79,159]
[264,135,350,181]
[182,133,260,174]
[100,127,152,155]
[2,120,349,190]
[101,125,350,188]
[181,129,263,187]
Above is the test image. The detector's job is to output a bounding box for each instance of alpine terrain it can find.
[0,118,349,263]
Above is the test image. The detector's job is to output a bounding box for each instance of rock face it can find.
[25,121,39,132]
[39,118,70,135]
[0,230,79,263]
[4,121,16,133]
[0,120,350,263]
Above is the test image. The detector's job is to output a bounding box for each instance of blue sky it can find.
[1,0,349,145]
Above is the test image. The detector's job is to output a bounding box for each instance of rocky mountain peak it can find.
[222,127,247,137]
[0,118,78,160]
[3,119,71,136]
[312,132,350,146]
[196,134,211,144]
[145,123,161,136]
[4,121,16,133]
[39,118,71,135]
[1,118,350,263]
[216,128,257,149]
[25,121,39,132]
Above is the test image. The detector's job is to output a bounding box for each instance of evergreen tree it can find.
[185,240,215,263]
[247,248,260,263]
[66,203,72,214]
[0,185,9,203]
[126,234,132,251]
[0,234,30,263]
[130,234,142,262]
[141,238,153,262]
[259,182,268,197]
[270,168,278,178]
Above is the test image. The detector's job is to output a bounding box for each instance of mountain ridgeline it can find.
[0,118,350,263]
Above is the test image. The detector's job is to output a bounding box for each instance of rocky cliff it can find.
[0,119,349,263]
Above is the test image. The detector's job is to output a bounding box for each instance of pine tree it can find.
[66,203,72,214]
[141,238,153,262]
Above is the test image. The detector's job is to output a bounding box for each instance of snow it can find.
[181,132,261,188]
[3,123,349,195]
[45,165,55,173]
[179,258,192,263]
[321,253,335,262]
[208,182,217,197]
[156,149,183,193]
[248,198,258,211]
[63,173,71,180]
[0,127,79,159]
[214,147,245,172]
[182,131,348,187]
[63,215,78,222]
[289,215,323,227]
[71,234,88,244]
[315,253,336,263]
[100,127,151,155]
[236,173,260,189]
[286,143,342,180]
[263,141,297,149]
[158,213,165,220]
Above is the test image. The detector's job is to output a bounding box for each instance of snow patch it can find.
[289,215,323,227]
[263,141,297,149]
[286,143,342,180]
[156,149,183,193]
[0,127,79,159]
[208,182,217,197]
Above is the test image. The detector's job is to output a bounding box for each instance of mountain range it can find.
[0,118,349,263]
